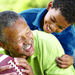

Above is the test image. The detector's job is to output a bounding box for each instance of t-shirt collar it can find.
[32,8,47,28]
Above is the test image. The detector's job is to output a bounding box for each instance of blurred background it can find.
[0,0,75,27]
[0,0,52,13]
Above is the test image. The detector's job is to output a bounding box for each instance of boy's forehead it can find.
[50,8,61,15]
[48,8,70,27]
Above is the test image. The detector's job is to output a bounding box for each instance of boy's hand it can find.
[0,65,17,75]
[56,54,74,68]
[14,58,34,75]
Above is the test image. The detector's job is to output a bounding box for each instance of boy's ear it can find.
[47,1,53,10]
[0,42,9,50]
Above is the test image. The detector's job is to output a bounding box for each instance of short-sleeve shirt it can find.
[0,30,75,75]
[27,30,75,75]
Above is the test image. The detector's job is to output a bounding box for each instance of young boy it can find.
[19,0,75,68]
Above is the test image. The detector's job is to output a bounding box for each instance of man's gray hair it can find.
[0,11,24,44]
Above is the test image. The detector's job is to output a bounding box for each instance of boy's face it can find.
[43,8,71,33]
[3,18,35,58]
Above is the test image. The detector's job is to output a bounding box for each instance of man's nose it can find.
[23,37,31,45]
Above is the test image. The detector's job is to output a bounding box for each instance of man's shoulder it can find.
[0,47,10,55]
[32,30,58,42]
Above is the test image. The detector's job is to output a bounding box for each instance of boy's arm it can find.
[42,37,75,75]
[52,25,75,56]
[35,30,75,75]
[55,31,74,68]
[53,25,75,68]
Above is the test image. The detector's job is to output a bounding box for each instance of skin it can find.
[43,8,70,33]
[42,1,73,68]
[56,54,73,68]
[0,18,35,75]
[43,1,71,33]
[0,65,17,75]
[3,18,35,58]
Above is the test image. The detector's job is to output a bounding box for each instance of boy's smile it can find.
[43,8,71,33]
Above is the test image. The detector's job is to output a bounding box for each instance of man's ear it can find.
[0,42,9,50]
[47,1,53,10]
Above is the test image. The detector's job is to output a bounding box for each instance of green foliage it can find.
[0,0,17,11]
[0,0,75,28]
[13,0,52,12]
[0,0,53,12]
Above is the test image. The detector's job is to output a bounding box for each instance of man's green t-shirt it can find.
[0,30,75,75]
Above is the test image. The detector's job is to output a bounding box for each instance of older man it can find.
[0,11,75,75]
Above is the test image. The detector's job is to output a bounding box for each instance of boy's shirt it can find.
[19,8,75,56]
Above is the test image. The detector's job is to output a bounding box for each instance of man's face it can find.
[43,8,71,33]
[3,18,35,58]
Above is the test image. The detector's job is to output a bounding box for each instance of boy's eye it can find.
[50,18,56,22]
[58,26,63,29]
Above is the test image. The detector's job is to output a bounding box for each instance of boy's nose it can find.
[50,24,57,32]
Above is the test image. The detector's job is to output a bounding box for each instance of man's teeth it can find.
[48,26,51,31]
[24,45,31,49]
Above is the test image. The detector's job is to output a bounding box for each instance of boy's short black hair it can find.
[52,0,75,24]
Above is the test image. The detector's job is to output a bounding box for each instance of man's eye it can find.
[27,32,29,34]
[27,31,30,34]
[17,38,22,43]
